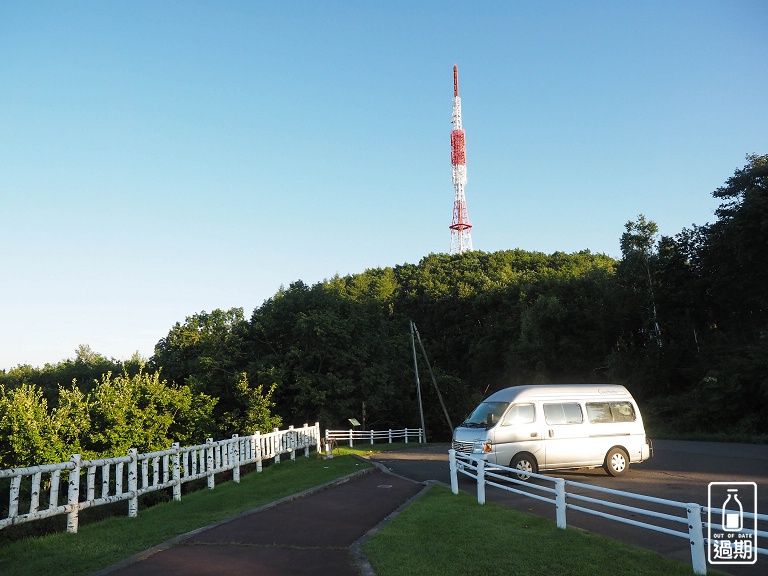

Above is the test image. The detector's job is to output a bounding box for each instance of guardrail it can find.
[324,428,423,452]
[0,423,320,534]
[449,449,767,575]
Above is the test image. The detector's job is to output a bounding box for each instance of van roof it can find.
[484,384,633,403]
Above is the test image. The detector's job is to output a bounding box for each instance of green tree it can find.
[87,368,214,456]
[0,384,64,467]
[50,383,91,458]
[618,215,662,346]
[702,153,768,337]
[151,308,251,435]
[0,346,138,401]
[220,373,282,435]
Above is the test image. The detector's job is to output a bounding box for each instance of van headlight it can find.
[473,441,492,454]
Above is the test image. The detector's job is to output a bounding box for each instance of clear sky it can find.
[1,1,766,370]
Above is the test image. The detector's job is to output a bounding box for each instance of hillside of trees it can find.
[1,154,766,468]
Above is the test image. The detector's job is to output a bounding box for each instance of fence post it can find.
[99,464,109,500]
[405,429,409,444]
[9,476,20,519]
[255,431,263,472]
[172,443,181,501]
[419,428,424,443]
[448,449,459,494]
[388,429,393,443]
[86,463,96,502]
[128,449,138,518]
[477,459,486,505]
[370,430,374,445]
[274,428,281,463]
[206,438,215,489]
[555,478,567,529]
[66,454,81,533]
[303,423,310,457]
[349,429,354,448]
[686,503,707,575]
[288,426,296,460]
[232,435,241,482]
[50,469,61,510]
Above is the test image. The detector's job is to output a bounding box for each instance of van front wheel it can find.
[510,453,538,481]
[604,448,629,477]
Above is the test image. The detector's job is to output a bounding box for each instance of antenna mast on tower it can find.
[449,65,473,254]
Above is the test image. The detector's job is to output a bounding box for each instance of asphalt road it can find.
[368,440,767,576]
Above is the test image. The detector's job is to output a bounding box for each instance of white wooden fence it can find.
[324,427,423,449]
[449,450,767,575]
[0,423,320,534]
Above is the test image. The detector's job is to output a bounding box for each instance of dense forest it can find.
[1,154,766,468]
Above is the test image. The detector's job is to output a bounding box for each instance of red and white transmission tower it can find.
[449,64,473,254]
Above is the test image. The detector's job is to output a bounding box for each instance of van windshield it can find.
[461,402,509,428]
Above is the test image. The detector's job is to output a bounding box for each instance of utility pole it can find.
[409,320,427,442]
[411,321,454,435]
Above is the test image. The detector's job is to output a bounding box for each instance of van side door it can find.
[542,402,591,468]
[495,403,542,467]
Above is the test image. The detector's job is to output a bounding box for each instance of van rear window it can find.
[543,403,583,425]
[586,401,636,423]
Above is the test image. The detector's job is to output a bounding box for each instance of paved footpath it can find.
[97,467,425,576]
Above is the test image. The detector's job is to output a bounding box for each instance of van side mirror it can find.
[487,413,495,425]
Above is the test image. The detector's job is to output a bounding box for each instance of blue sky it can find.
[1,1,766,370]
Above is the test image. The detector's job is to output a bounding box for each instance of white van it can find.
[452,384,653,478]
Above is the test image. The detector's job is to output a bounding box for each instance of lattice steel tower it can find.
[449,65,473,254]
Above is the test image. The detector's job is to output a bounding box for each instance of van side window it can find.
[586,401,637,423]
[543,403,583,425]
[502,403,535,426]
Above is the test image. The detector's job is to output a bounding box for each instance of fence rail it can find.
[0,423,320,534]
[449,449,767,575]
[324,427,423,449]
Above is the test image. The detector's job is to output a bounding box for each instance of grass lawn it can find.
[364,485,717,576]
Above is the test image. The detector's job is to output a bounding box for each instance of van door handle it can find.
[548,429,554,438]
[530,432,538,437]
